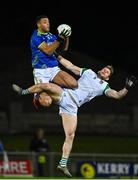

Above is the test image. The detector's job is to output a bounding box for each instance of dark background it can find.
[0,3,137,110]
[0,4,136,68]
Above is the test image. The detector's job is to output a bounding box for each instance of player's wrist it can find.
[54,51,60,58]
[57,36,64,43]
[124,86,129,91]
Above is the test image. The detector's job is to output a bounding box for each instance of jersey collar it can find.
[37,29,48,35]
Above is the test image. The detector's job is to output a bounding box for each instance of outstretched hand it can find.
[57,29,71,43]
[59,29,71,38]
[125,75,137,90]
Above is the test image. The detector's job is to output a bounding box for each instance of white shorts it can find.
[33,66,61,84]
[58,89,78,116]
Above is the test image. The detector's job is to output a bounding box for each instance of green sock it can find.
[21,89,30,95]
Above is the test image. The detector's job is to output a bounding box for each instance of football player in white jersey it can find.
[12,55,137,177]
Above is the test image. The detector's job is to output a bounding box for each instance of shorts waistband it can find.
[33,66,59,69]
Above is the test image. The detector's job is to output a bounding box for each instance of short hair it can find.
[35,15,48,24]
[106,65,114,77]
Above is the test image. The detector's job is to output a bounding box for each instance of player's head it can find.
[36,128,45,139]
[33,92,52,110]
[39,92,52,107]
[98,65,114,81]
[36,15,50,32]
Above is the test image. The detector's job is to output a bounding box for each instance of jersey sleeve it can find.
[104,84,111,95]
[32,35,45,48]
[80,68,88,76]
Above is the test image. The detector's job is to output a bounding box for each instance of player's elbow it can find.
[44,49,53,55]
[42,46,54,55]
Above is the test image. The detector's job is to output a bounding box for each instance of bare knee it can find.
[53,71,78,89]
[69,80,78,89]
[66,130,75,141]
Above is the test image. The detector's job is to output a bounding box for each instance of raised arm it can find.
[105,75,137,99]
[58,55,81,76]
[63,37,69,51]
[39,30,70,55]
[105,88,128,99]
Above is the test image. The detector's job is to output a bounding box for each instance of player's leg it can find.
[12,83,63,103]
[61,113,77,160]
[52,70,78,89]
[34,67,78,89]
[33,69,53,108]
[57,113,77,177]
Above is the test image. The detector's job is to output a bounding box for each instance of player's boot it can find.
[12,84,22,95]
[57,165,72,177]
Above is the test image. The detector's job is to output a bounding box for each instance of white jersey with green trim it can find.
[65,69,110,107]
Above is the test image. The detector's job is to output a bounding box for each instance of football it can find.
[57,24,72,37]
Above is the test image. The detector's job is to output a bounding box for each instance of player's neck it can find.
[97,73,107,81]
[38,28,48,35]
